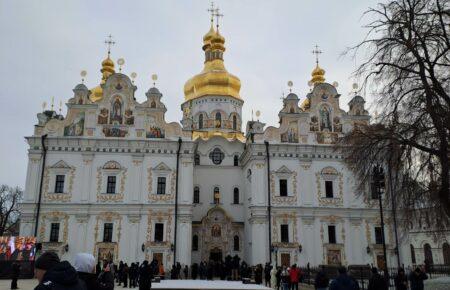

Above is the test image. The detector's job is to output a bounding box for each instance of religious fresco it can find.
[124,109,134,125]
[310,115,319,132]
[146,126,165,138]
[211,224,221,237]
[64,112,84,136]
[103,125,128,137]
[333,116,342,133]
[316,132,338,144]
[327,249,342,265]
[281,121,299,143]
[320,106,332,131]
[110,97,123,124]
[98,108,108,124]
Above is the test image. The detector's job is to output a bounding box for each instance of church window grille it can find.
[213,187,220,204]
[193,186,200,204]
[234,155,239,166]
[103,223,113,242]
[54,175,65,193]
[375,227,383,244]
[157,177,166,195]
[328,225,336,244]
[233,188,239,204]
[232,115,237,131]
[106,176,116,194]
[154,223,164,242]
[215,112,222,128]
[424,243,433,265]
[194,153,200,165]
[325,181,334,198]
[49,223,60,242]
[279,179,288,196]
[280,224,289,243]
[209,148,224,165]
[198,114,203,129]
[410,244,416,264]
[233,236,240,251]
[192,235,199,251]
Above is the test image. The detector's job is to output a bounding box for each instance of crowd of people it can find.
[9,250,432,290]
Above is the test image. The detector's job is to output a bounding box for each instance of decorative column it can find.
[81,153,94,202]
[177,213,193,265]
[302,217,315,265]
[251,162,266,205]
[75,214,89,253]
[128,215,141,262]
[250,216,268,265]
[24,153,42,202]
[131,154,144,202]
[179,157,193,203]
[349,218,363,264]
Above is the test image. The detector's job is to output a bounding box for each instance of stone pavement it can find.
[0,278,37,290]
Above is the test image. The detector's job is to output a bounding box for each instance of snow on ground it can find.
[152,280,272,290]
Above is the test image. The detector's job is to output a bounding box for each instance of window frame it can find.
[157,177,166,195]
[154,223,164,242]
[103,223,113,243]
[325,180,334,198]
[192,235,199,251]
[374,226,383,245]
[279,179,288,197]
[233,187,239,204]
[233,235,240,251]
[49,223,60,242]
[328,225,336,244]
[193,186,200,204]
[106,176,117,194]
[54,175,65,193]
[280,224,289,243]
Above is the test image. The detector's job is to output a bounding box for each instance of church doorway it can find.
[209,247,223,262]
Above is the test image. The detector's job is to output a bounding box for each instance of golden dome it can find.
[89,56,116,102]
[310,64,325,85]
[184,26,241,101]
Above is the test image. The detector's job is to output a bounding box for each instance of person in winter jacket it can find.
[10,262,20,289]
[329,267,358,290]
[368,267,388,290]
[73,253,100,290]
[394,268,408,290]
[289,264,301,290]
[98,263,115,290]
[314,269,329,290]
[34,251,87,290]
[409,267,428,290]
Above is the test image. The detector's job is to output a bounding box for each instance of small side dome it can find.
[310,64,325,85]
[286,92,299,100]
[147,87,161,95]
[74,83,88,91]
[349,95,365,103]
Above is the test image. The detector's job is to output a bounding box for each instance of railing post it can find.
[360,266,365,290]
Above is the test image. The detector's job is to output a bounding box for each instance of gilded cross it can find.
[104,34,115,57]
[213,7,224,30]
[207,2,216,24]
[312,45,322,65]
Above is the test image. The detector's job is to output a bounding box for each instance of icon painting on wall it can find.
[64,112,85,136]
[281,121,299,143]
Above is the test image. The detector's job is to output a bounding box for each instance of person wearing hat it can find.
[73,253,100,290]
[34,251,86,290]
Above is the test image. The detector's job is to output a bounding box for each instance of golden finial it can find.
[51,97,55,111]
[312,44,322,66]
[104,34,115,57]
[117,58,125,72]
[130,72,137,83]
[213,7,224,31]
[80,70,87,83]
[152,74,158,86]
[255,110,261,121]
[42,101,47,111]
[332,81,339,88]
[287,80,293,93]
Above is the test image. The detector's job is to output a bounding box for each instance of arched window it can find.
[194,153,200,165]
[424,243,433,265]
[151,101,156,108]
[233,188,239,204]
[213,187,220,204]
[215,112,222,128]
[233,235,240,251]
[443,243,450,265]
[232,115,237,131]
[410,244,416,264]
[234,155,239,166]
[198,114,203,129]
[289,107,295,113]
[192,235,199,251]
[247,169,252,181]
[193,186,200,204]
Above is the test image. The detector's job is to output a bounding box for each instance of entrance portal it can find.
[209,247,223,262]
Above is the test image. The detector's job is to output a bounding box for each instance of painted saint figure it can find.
[110,97,123,124]
[320,106,331,131]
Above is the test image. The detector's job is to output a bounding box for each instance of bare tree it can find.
[339,0,450,230]
[0,185,22,236]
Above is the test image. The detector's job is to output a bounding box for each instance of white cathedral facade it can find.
[19,17,449,270]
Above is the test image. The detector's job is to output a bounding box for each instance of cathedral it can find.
[19,11,449,270]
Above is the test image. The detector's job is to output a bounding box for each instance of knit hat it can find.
[73,253,96,273]
[35,251,60,270]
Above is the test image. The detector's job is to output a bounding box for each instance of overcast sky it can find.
[0,0,380,188]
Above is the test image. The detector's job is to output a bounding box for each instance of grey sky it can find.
[0,0,379,188]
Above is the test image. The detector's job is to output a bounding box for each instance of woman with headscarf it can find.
[73,253,100,290]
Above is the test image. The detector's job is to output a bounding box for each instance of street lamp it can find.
[372,165,388,275]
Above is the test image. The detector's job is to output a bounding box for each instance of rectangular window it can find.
[154,223,164,242]
[106,176,116,194]
[325,181,334,198]
[49,223,60,242]
[280,224,289,243]
[279,179,288,197]
[233,188,239,204]
[375,227,383,245]
[157,177,166,195]
[103,223,113,242]
[328,225,336,244]
[54,175,65,193]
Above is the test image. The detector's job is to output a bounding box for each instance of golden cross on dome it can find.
[104,34,115,57]
[207,2,216,24]
[312,45,322,65]
[213,7,224,30]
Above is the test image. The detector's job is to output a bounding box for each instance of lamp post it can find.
[372,165,388,275]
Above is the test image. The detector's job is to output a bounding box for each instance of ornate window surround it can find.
[270,166,298,205]
[43,160,75,202]
[146,209,173,248]
[38,211,69,244]
[96,161,127,202]
[147,162,175,202]
[271,212,299,246]
[315,167,343,206]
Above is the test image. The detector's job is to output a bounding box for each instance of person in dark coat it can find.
[329,267,357,290]
[123,263,129,287]
[276,267,282,290]
[73,253,100,290]
[368,267,388,290]
[34,251,87,290]
[264,263,272,287]
[139,261,153,290]
[129,263,138,288]
[183,265,189,279]
[254,264,263,284]
[394,268,408,290]
[314,269,329,290]
[98,263,115,290]
[409,267,428,290]
[191,263,198,280]
[10,262,20,289]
